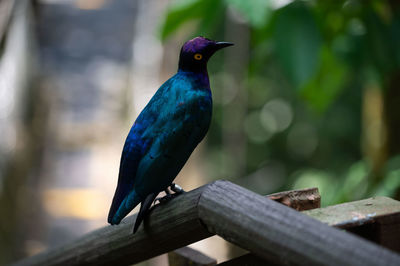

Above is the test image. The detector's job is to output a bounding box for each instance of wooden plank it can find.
[304,196,400,252]
[303,196,400,227]
[13,181,400,266]
[13,185,319,266]
[267,187,320,211]
[168,246,216,266]
[219,197,400,265]
[13,186,213,266]
[168,187,320,265]
[374,212,400,252]
[198,181,400,266]
[216,253,272,266]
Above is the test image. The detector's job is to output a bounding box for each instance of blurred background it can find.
[1,0,399,265]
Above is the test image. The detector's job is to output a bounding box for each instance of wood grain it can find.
[13,181,400,266]
[217,253,277,266]
[13,186,212,266]
[168,246,217,266]
[198,181,400,266]
[304,196,400,252]
[267,187,320,211]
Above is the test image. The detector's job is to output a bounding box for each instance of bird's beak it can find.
[215,41,234,50]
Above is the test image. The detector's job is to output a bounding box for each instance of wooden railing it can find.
[13,181,400,266]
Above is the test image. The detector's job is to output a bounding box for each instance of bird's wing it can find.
[133,82,212,193]
[107,80,171,224]
[107,123,149,224]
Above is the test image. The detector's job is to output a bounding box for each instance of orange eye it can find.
[194,53,203,60]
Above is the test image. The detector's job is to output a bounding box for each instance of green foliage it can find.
[273,2,322,89]
[301,46,347,112]
[376,156,400,197]
[363,8,400,78]
[224,0,272,28]
[160,0,224,40]
[160,0,400,205]
[364,11,396,74]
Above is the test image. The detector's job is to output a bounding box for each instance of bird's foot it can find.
[170,183,185,194]
[155,193,174,204]
[154,183,185,204]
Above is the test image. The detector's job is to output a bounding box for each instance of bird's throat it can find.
[179,69,210,89]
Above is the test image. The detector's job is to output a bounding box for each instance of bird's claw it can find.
[170,183,185,194]
[154,183,185,204]
[155,194,174,204]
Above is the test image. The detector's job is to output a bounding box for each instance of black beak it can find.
[215,41,234,50]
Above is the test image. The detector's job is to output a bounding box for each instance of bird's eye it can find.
[194,53,203,60]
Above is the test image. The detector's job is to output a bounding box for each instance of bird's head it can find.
[178,36,233,72]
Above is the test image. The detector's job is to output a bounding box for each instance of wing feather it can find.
[107,79,172,224]
[107,125,148,224]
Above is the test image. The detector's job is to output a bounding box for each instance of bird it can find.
[108,36,233,233]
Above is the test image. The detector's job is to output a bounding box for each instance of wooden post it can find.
[304,196,400,252]
[13,186,213,266]
[168,247,216,266]
[168,187,321,265]
[198,181,400,266]
[220,196,400,265]
[267,187,320,211]
[13,181,400,266]
[217,253,271,266]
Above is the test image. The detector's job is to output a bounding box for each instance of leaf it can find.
[160,0,224,41]
[392,13,400,67]
[273,2,322,89]
[224,0,272,28]
[196,0,225,37]
[160,0,205,40]
[302,46,347,113]
[363,10,397,74]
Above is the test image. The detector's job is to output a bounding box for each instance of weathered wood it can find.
[303,196,400,227]
[13,186,212,266]
[304,196,400,252]
[219,197,400,264]
[217,253,277,266]
[267,187,320,211]
[13,181,400,266]
[168,246,216,266]
[198,181,400,266]
[169,187,320,265]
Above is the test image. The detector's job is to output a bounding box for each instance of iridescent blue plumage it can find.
[108,37,233,233]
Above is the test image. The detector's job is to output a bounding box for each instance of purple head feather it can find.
[181,37,214,53]
[178,36,233,72]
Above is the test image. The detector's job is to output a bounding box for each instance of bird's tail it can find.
[133,192,158,233]
[109,190,141,225]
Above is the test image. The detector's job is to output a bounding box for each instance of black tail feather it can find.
[133,192,158,234]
